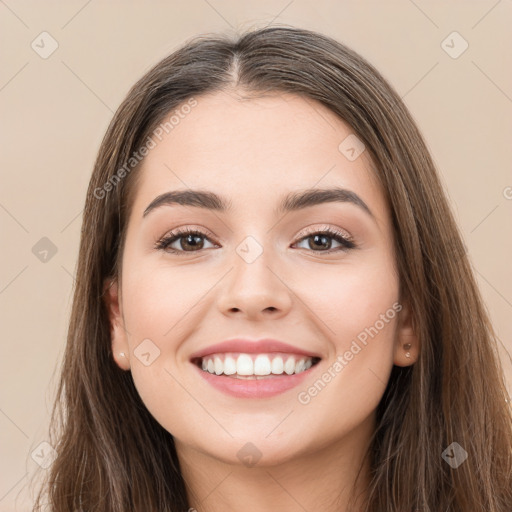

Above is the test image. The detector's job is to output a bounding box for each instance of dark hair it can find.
[32,24,512,511]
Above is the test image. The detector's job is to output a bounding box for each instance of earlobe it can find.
[103,277,131,371]
[393,301,419,367]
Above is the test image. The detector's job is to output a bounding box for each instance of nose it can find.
[216,239,293,320]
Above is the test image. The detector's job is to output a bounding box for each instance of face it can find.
[105,90,418,467]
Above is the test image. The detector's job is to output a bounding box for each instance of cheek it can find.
[121,260,204,340]
[120,260,216,433]
[291,265,399,439]
[297,257,399,348]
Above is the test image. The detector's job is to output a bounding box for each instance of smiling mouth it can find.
[191,352,322,379]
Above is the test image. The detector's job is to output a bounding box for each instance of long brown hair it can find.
[31,25,512,511]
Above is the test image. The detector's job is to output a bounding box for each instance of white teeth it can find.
[199,353,316,377]
[284,356,296,375]
[271,356,284,374]
[214,356,223,375]
[236,354,254,375]
[254,355,271,375]
[223,356,237,375]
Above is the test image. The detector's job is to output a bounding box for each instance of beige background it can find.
[1,1,511,510]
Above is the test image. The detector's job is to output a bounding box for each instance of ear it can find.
[393,300,419,367]
[103,277,131,371]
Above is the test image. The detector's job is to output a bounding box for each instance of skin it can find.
[105,90,419,512]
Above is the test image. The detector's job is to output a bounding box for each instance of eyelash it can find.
[154,225,356,256]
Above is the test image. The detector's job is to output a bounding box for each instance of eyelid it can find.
[295,223,353,242]
[160,223,354,241]
[157,225,218,243]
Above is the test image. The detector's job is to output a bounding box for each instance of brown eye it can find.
[155,229,216,254]
[293,228,356,253]
[307,233,333,250]
[176,233,206,251]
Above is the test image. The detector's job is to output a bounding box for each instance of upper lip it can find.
[189,338,322,360]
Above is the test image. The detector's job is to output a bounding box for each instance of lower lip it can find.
[192,362,319,398]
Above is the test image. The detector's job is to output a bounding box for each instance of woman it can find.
[32,25,512,511]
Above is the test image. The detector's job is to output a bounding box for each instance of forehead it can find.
[131,90,386,222]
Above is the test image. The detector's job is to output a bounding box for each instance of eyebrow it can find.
[142,187,375,220]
